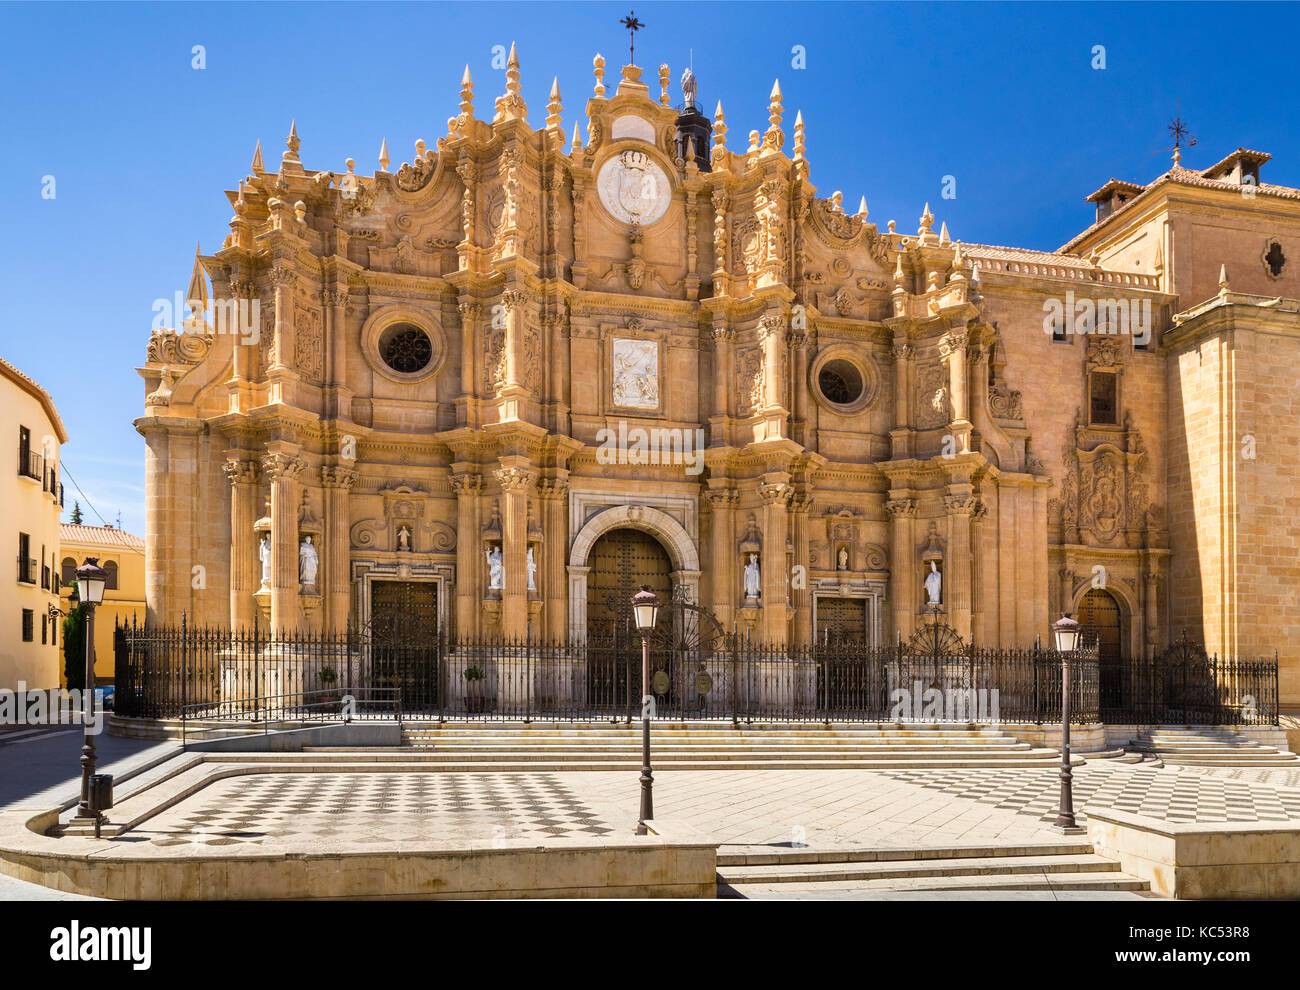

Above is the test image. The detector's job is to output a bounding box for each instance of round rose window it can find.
[379,323,433,374]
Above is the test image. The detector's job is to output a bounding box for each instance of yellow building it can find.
[0,356,66,691]
[59,524,146,686]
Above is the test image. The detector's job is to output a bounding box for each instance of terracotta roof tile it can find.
[60,524,145,550]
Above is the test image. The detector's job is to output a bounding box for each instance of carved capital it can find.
[885,498,916,518]
[500,288,528,313]
[222,458,259,487]
[268,265,298,290]
[320,466,358,490]
[944,493,976,516]
[261,452,304,482]
[537,478,569,501]
[494,466,537,493]
[937,331,968,358]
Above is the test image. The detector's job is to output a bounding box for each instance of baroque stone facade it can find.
[135,48,1300,703]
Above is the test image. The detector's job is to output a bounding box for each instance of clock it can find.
[596,149,671,226]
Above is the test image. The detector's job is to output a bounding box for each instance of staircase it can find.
[393,722,1083,770]
[1126,726,1300,767]
[716,841,1152,898]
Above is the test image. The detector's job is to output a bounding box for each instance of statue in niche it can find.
[398,525,411,551]
[299,536,319,588]
[258,534,272,591]
[924,560,943,605]
[486,545,504,591]
[526,547,537,592]
[837,547,849,571]
[743,553,761,599]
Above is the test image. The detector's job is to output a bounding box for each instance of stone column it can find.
[1058,566,1076,620]
[970,500,988,644]
[539,478,569,642]
[709,319,731,446]
[886,497,916,642]
[268,263,297,375]
[759,314,787,417]
[938,329,970,451]
[1143,560,1160,660]
[450,471,482,639]
[790,488,814,644]
[456,300,479,429]
[223,457,260,631]
[262,449,304,634]
[141,424,169,625]
[758,475,791,646]
[326,286,351,421]
[321,465,357,634]
[706,486,737,630]
[501,288,528,393]
[495,461,536,639]
[944,489,975,640]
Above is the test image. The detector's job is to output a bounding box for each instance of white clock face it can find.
[596,150,671,226]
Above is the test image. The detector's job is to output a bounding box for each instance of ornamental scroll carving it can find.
[1049,412,1150,548]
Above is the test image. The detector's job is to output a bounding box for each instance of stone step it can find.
[1129,742,1279,753]
[717,853,1120,885]
[719,872,1150,897]
[290,754,1082,770]
[1155,755,1300,766]
[399,739,1039,751]
[716,841,1093,866]
[402,728,1019,739]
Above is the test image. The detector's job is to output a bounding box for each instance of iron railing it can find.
[113,618,1119,725]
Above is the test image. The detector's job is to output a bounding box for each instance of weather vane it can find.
[1166,101,1197,164]
[620,10,644,65]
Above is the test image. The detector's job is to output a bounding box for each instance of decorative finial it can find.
[887,219,896,234]
[792,110,806,163]
[378,138,390,171]
[546,76,563,130]
[894,252,905,283]
[493,41,527,123]
[765,79,784,150]
[747,130,760,154]
[415,139,426,158]
[919,202,934,235]
[658,63,671,105]
[950,242,966,281]
[831,191,843,214]
[571,122,584,154]
[857,196,868,218]
[684,134,698,173]
[939,221,950,246]
[459,64,475,118]
[283,119,301,164]
[620,11,644,65]
[1219,263,1230,294]
[681,66,697,108]
[711,100,727,154]
[251,139,264,173]
[1167,103,1196,165]
[294,200,306,223]
[593,53,606,97]
[186,242,208,319]
[234,178,247,213]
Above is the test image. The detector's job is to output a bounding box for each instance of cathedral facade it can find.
[135,47,1300,705]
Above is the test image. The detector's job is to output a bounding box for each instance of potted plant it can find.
[317,666,340,709]
[463,665,486,714]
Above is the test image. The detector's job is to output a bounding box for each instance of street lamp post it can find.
[631,585,660,835]
[1052,612,1085,834]
[74,557,107,829]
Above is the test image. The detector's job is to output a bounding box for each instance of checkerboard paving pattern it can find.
[134,772,621,848]
[878,765,1300,825]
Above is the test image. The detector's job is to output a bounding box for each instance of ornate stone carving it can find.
[611,337,659,408]
[988,382,1023,420]
[915,365,950,428]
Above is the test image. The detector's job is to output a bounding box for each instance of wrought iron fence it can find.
[113,617,1126,725]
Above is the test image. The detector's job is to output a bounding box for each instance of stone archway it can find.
[567,504,701,641]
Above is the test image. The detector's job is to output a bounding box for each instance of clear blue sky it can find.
[2,1,1297,538]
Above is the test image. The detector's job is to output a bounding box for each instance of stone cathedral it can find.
[137,46,1300,705]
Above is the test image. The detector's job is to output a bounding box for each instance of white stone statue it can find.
[837,547,849,570]
[299,536,319,587]
[924,560,943,605]
[398,525,411,551]
[526,547,537,592]
[258,534,271,590]
[681,66,697,108]
[743,553,761,599]
[486,545,504,591]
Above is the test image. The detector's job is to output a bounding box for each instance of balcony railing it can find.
[18,448,42,481]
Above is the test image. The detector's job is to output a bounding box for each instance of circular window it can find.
[818,359,865,406]
[379,323,433,374]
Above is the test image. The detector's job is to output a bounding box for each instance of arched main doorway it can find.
[585,528,673,639]
[1078,587,1123,716]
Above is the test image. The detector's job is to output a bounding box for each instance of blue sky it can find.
[2,1,1297,538]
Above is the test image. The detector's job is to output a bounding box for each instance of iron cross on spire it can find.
[1166,101,1197,164]
[620,10,644,65]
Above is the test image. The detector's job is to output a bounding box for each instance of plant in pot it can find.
[463,665,486,714]
[317,666,340,710]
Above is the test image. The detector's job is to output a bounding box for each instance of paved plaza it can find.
[111,760,1300,854]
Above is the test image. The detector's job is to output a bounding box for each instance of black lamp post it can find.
[631,585,659,835]
[74,557,107,827]
[1052,612,1085,834]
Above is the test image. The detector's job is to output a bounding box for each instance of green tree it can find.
[70,501,83,525]
[62,605,87,690]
